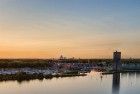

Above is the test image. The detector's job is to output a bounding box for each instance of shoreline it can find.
[102,70,140,75]
[0,72,87,82]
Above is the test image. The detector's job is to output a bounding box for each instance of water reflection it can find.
[0,71,140,94]
[112,73,120,94]
[136,72,140,78]
[0,75,82,85]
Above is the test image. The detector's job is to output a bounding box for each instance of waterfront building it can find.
[113,51,122,71]
[60,55,64,60]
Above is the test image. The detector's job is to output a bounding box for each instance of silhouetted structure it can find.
[112,73,120,94]
[113,51,122,71]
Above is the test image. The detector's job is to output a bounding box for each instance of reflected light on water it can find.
[0,71,139,94]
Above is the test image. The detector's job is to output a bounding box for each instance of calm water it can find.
[0,71,140,94]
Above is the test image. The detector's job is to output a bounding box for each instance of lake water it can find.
[0,71,140,94]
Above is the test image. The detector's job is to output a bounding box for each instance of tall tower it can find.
[113,51,121,71]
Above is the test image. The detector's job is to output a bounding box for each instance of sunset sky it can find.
[0,0,140,58]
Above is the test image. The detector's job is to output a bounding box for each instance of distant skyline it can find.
[0,0,140,58]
